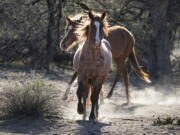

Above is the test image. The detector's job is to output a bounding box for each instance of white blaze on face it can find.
[64,25,73,39]
[60,25,73,50]
[94,21,100,45]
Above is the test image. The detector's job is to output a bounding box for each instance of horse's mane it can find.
[75,12,109,41]
[69,13,86,23]
[67,13,88,36]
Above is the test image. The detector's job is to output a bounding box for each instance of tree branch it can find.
[74,1,91,11]
[31,0,42,5]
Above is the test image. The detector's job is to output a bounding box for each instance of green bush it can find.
[2,74,58,118]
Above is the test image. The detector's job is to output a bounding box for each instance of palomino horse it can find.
[73,11,112,120]
[60,12,151,103]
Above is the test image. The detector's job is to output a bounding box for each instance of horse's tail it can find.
[128,47,151,83]
[86,85,91,105]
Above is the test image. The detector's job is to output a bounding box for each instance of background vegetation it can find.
[0,0,180,79]
[1,72,58,118]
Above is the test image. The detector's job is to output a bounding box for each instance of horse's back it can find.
[108,25,134,38]
[106,25,135,58]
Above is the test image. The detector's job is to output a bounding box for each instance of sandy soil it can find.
[0,67,180,135]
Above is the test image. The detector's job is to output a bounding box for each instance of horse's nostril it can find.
[60,43,64,49]
[60,43,67,50]
[95,41,101,47]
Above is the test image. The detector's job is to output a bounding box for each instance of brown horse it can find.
[73,11,112,120]
[60,12,151,103]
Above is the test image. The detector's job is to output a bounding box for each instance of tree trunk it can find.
[145,0,175,78]
[44,0,64,69]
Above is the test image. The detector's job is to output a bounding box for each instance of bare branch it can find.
[32,0,42,5]
[74,1,91,11]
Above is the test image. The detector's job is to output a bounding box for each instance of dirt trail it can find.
[0,69,180,134]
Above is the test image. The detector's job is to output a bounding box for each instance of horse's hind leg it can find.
[108,56,129,101]
[121,67,129,104]
[63,71,77,100]
[77,81,84,114]
[107,71,119,98]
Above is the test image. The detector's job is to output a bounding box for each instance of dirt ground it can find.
[0,67,180,135]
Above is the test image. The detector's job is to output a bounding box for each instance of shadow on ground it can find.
[0,116,66,134]
[75,120,111,135]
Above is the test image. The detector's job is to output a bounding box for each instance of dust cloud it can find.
[100,84,180,121]
[131,86,180,105]
[62,82,180,121]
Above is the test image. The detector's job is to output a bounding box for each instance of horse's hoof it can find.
[77,102,84,114]
[62,95,68,100]
[107,93,112,99]
[89,114,96,121]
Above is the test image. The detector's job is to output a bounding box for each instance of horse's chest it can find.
[79,52,104,74]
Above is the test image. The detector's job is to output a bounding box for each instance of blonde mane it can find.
[69,13,86,23]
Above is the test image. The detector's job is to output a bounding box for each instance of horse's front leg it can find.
[77,81,84,114]
[95,84,102,119]
[89,84,101,121]
[63,72,77,100]
[99,88,104,104]
[82,83,90,120]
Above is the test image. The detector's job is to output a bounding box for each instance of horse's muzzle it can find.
[60,43,67,51]
[95,41,101,48]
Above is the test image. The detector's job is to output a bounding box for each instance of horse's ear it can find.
[101,11,106,20]
[65,15,71,22]
[88,11,94,19]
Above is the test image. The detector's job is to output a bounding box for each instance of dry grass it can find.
[0,73,58,118]
[153,116,174,126]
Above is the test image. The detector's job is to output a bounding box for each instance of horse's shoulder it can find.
[101,39,111,51]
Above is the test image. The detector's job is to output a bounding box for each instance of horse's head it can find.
[88,11,108,48]
[60,15,82,51]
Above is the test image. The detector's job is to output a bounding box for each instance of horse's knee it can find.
[91,85,101,103]
[90,91,98,103]
[122,67,129,77]
[77,102,84,114]
[77,82,83,96]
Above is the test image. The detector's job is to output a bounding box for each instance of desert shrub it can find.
[153,116,174,126]
[1,73,58,118]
